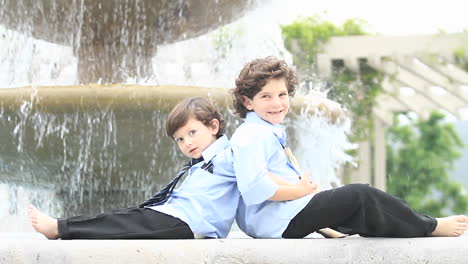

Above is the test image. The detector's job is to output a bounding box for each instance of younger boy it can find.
[230,56,468,239]
[29,97,239,239]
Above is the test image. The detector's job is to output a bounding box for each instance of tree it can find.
[386,111,468,216]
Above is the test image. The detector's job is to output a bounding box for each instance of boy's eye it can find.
[261,95,270,99]
[189,130,197,136]
[280,92,288,97]
[175,138,183,143]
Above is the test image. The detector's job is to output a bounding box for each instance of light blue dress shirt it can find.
[150,135,239,238]
[231,112,315,238]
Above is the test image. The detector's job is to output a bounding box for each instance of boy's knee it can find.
[344,183,370,193]
[341,184,372,201]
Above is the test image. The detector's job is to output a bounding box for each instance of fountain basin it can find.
[0,84,345,217]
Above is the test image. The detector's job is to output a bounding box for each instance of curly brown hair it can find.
[231,56,298,118]
[166,97,225,139]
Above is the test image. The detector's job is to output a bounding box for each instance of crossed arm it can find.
[267,172,320,201]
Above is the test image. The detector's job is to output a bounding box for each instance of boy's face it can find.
[172,117,219,159]
[242,78,290,124]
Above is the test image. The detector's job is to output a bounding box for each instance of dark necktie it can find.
[139,157,213,208]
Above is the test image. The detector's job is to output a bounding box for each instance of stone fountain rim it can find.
[0,84,345,123]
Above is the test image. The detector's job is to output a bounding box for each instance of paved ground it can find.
[1,232,467,264]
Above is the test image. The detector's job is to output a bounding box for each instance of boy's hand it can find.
[299,172,320,194]
[268,172,321,201]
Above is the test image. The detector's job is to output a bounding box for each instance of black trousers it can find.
[58,207,194,239]
[282,184,437,238]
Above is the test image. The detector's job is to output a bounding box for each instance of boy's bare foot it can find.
[431,215,468,237]
[28,205,59,239]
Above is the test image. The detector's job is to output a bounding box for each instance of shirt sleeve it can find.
[231,125,279,206]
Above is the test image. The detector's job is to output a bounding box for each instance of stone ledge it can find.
[0,85,345,123]
[1,233,467,264]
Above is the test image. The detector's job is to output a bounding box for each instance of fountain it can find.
[0,1,351,233]
[0,0,256,83]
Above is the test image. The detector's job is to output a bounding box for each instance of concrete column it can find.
[351,140,372,184]
[316,54,332,78]
[344,57,360,72]
[373,117,387,191]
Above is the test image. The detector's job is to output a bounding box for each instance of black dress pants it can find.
[58,207,194,239]
[282,184,437,238]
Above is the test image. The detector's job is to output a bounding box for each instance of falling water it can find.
[291,104,353,189]
[0,1,352,232]
[0,26,77,87]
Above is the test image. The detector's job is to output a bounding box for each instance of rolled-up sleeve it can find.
[231,126,278,206]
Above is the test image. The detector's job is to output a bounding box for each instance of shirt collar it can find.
[245,112,286,146]
[201,134,229,162]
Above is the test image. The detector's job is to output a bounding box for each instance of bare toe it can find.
[432,215,468,237]
[28,205,59,239]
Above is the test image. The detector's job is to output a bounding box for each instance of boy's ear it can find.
[241,96,254,111]
[209,119,220,135]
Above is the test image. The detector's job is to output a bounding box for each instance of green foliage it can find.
[454,47,468,72]
[281,16,368,70]
[330,62,384,141]
[281,16,382,141]
[386,111,468,216]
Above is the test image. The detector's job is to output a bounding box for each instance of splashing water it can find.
[291,109,354,189]
[152,4,292,88]
[0,26,78,88]
[0,183,61,233]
